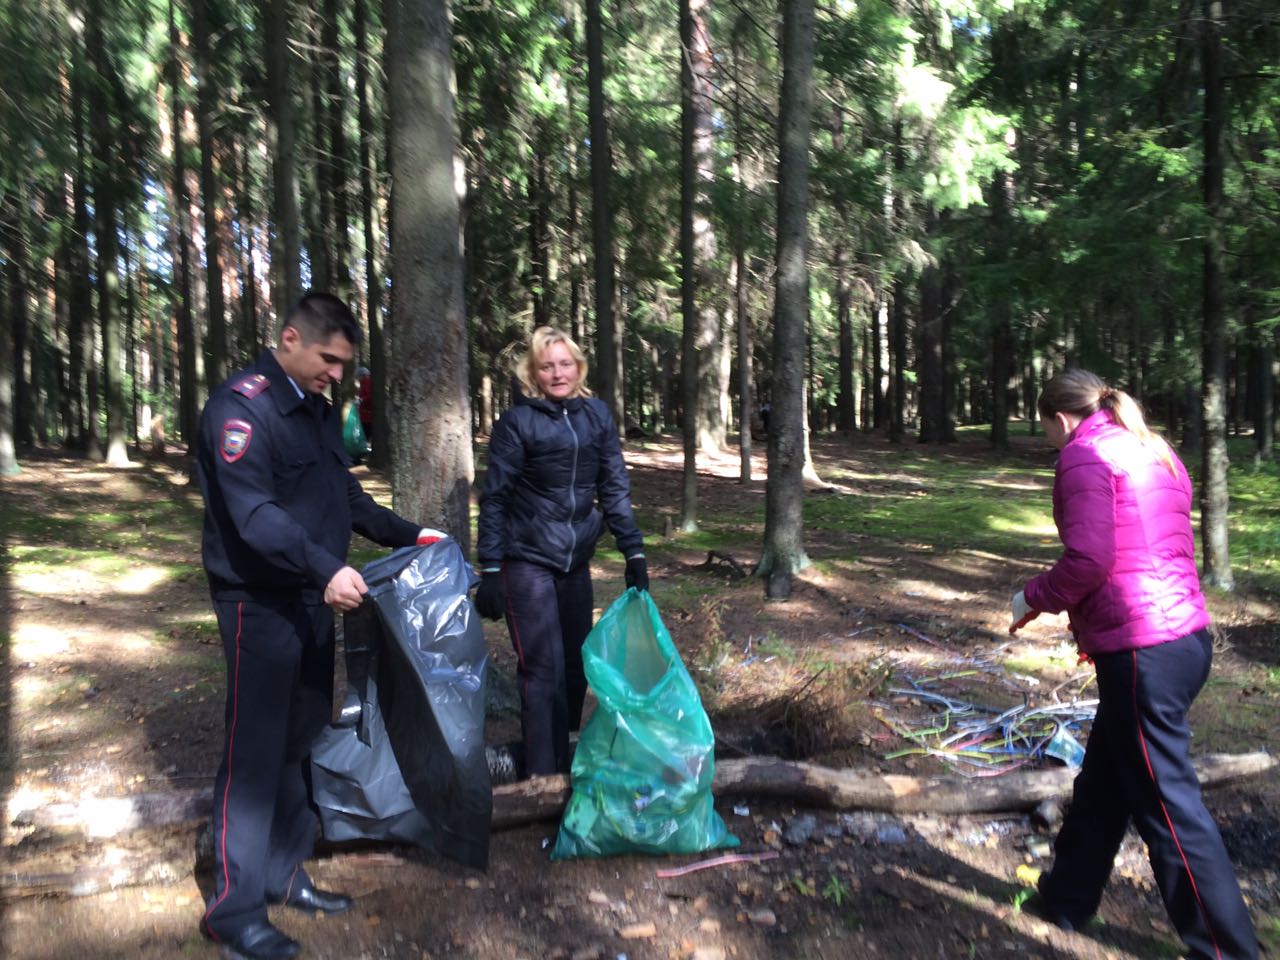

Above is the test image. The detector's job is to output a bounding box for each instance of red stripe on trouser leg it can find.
[1130,650,1225,960]
[203,601,244,939]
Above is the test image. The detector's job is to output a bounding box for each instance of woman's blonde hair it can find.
[516,326,593,399]
[1038,369,1176,474]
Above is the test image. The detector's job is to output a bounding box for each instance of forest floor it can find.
[1,429,1279,960]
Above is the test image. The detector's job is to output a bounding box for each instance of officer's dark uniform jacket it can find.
[197,349,419,599]
[478,391,642,571]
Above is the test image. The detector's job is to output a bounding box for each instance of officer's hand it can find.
[624,554,649,593]
[1009,590,1039,634]
[325,566,369,611]
[473,568,506,621]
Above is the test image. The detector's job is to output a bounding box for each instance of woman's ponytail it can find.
[1099,386,1177,476]
[1039,370,1177,475]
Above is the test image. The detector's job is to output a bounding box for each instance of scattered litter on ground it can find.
[873,661,1097,776]
[653,850,780,878]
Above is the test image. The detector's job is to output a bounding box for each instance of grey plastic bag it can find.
[310,539,491,870]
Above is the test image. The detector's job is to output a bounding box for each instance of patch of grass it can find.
[1257,913,1280,953]
[159,618,220,645]
[803,458,1058,555]
[1223,455,1280,596]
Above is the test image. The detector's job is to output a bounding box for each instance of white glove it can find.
[1009,590,1039,634]
[417,527,449,545]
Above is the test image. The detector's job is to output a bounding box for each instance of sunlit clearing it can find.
[115,566,171,594]
[11,622,75,655]
[893,578,971,603]
[16,564,171,597]
[987,506,1056,538]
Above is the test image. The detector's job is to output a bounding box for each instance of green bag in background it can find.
[551,588,739,859]
[343,401,371,459]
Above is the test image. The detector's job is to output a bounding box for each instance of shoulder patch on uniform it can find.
[221,419,253,463]
[232,374,270,399]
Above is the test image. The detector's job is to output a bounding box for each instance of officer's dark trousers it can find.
[502,560,594,776]
[1040,629,1257,960]
[203,597,334,939]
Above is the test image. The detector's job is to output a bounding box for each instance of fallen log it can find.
[5,751,1273,899]
[711,751,1276,814]
[12,751,1274,837]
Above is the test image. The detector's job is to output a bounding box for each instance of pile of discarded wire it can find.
[874,669,1097,778]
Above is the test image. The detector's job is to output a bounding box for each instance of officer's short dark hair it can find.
[281,292,362,346]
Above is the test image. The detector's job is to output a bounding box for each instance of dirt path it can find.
[2,438,1278,959]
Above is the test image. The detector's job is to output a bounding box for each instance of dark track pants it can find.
[502,560,594,776]
[1040,629,1257,960]
[203,597,335,939]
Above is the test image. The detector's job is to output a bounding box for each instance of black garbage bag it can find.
[310,539,491,870]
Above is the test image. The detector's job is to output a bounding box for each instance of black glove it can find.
[474,567,506,620]
[624,554,649,593]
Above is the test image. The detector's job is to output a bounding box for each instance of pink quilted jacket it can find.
[1023,410,1209,656]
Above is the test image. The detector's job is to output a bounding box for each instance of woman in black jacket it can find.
[475,326,647,776]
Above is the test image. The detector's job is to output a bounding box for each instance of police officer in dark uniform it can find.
[196,293,437,960]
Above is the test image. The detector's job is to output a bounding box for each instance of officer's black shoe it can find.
[278,885,354,916]
[200,919,301,960]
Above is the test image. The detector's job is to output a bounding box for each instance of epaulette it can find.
[232,374,271,399]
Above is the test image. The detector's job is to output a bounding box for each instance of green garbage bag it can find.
[551,588,739,859]
[343,401,370,459]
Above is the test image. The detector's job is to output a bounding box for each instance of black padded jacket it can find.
[478,391,643,572]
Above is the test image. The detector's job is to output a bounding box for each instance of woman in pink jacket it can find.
[1011,369,1256,959]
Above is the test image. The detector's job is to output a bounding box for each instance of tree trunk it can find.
[67,40,95,454]
[1199,0,1231,590]
[731,28,753,482]
[7,196,31,448]
[0,202,21,474]
[87,0,128,466]
[917,229,943,442]
[988,169,1014,450]
[889,118,907,442]
[890,278,907,441]
[168,0,200,446]
[585,0,620,424]
[354,0,389,468]
[678,0,720,529]
[323,0,354,308]
[265,0,302,310]
[385,0,474,548]
[757,0,814,600]
[307,32,334,296]
[191,0,226,390]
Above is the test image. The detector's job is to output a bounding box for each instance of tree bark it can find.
[66,45,93,452]
[0,201,21,474]
[385,0,474,548]
[323,0,354,308]
[167,0,200,446]
[757,0,814,600]
[585,0,620,424]
[191,0,226,390]
[87,0,128,466]
[354,0,389,468]
[678,0,720,529]
[265,0,302,310]
[731,27,752,482]
[1199,0,1232,590]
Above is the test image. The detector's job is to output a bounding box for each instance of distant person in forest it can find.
[355,366,373,442]
[473,325,648,777]
[195,292,440,960]
[1009,369,1257,959]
